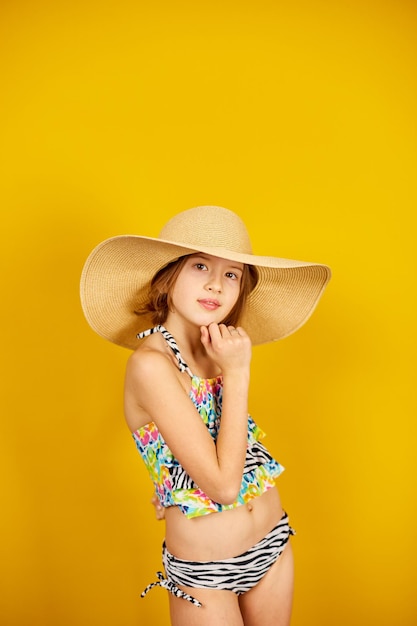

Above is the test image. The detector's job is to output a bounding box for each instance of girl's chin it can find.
[187,316,225,328]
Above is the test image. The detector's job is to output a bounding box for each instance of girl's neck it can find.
[162,320,221,379]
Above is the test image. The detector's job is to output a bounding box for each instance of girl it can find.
[80,205,331,626]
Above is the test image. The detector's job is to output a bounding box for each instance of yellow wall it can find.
[1,1,416,624]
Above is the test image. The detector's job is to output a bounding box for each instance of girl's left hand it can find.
[151,494,165,520]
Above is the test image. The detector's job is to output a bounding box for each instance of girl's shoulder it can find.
[128,336,169,376]
[126,332,186,393]
[124,338,180,432]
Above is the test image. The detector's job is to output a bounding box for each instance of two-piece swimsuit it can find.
[132,325,295,608]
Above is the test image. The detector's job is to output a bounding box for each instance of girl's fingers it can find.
[207,322,222,340]
[200,325,209,345]
[204,323,248,342]
[151,495,165,520]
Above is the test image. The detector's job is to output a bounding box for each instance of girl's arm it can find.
[124,323,251,505]
[200,323,251,502]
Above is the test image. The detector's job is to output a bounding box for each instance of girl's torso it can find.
[125,325,285,560]
[165,484,283,560]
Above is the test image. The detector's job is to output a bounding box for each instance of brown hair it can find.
[136,255,258,326]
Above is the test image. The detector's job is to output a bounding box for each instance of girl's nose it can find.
[205,274,222,293]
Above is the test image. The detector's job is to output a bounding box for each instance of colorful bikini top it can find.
[132,325,284,519]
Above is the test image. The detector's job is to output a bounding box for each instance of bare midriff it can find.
[164,486,283,561]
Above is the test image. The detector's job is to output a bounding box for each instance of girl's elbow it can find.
[215,483,241,505]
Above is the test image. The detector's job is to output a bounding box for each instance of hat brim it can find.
[80,234,331,349]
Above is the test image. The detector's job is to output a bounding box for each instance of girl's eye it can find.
[226,272,238,280]
[194,263,207,270]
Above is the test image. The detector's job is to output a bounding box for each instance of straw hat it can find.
[80,205,331,349]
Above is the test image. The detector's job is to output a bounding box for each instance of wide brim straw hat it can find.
[80,205,331,349]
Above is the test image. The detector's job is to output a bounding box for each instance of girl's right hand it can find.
[200,323,252,375]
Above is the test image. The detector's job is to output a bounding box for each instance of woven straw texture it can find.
[80,206,331,348]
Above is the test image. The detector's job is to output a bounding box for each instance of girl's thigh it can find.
[238,540,294,626]
[168,587,244,626]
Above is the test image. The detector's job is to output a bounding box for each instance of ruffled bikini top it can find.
[132,325,284,519]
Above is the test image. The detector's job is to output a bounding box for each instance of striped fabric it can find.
[142,513,295,607]
[137,325,194,376]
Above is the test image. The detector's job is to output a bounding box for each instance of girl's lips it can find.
[198,299,220,310]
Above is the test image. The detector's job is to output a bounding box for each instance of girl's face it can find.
[167,253,244,327]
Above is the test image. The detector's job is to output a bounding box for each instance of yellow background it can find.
[1,1,416,624]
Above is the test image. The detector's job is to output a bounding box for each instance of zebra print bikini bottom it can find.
[141,512,295,608]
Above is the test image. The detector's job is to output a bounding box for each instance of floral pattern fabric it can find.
[132,374,284,519]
